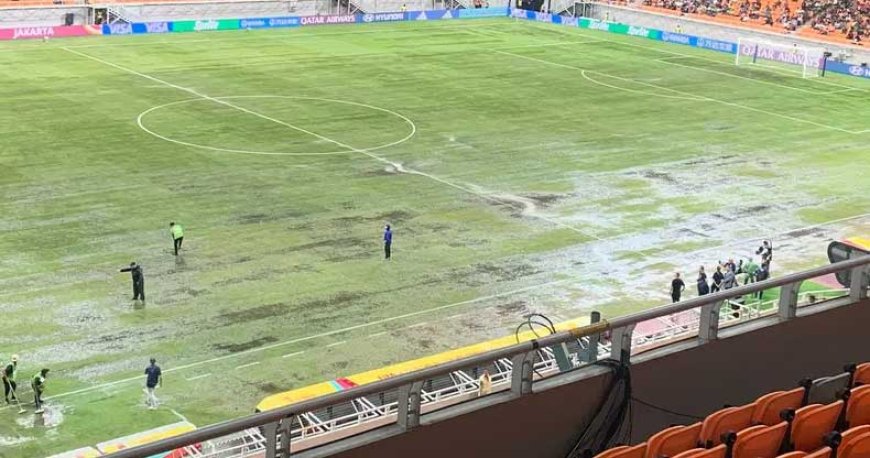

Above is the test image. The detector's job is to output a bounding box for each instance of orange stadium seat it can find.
[840,425,870,450]
[700,403,756,447]
[753,388,807,426]
[594,443,647,458]
[730,422,789,458]
[838,432,870,458]
[804,449,832,458]
[776,453,808,458]
[846,386,870,427]
[645,423,702,458]
[788,401,844,452]
[672,445,726,458]
[854,363,870,386]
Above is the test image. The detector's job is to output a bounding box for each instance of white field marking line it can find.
[325,340,347,348]
[367,331,388,339]
[654,56,832,95]
[447,314,464,320]
[62,47,605,239]
[185,373,211,382]
[580,69,705,101]
[27,279,567,404]
[495,50,865,135]
[282,351,306,358]
[407,321,428,329]
[136,95,416,157]
[235,362,261,370]
[521,19,868,93]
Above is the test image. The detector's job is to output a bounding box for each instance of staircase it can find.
[105,5,138,24]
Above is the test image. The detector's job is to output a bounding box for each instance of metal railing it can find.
[104,255,870,458]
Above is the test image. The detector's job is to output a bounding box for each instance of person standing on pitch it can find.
[144,358,162,410]
[3,355,18,404]
[383,224,393,260]
[31,368,49,414]
[169,222,184,256]
[120,262,145,302]
[671,272,685,303]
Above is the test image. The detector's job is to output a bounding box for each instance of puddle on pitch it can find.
[15,403,66,428]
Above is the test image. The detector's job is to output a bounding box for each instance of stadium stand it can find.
[634,0,869,44]
[593,363,870,458]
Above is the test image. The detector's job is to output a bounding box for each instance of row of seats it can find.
[596,362,870,458]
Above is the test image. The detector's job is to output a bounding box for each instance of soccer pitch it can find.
[1,17,868,456]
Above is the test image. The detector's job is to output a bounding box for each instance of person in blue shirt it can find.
[383,224,392,260]
[144,358,162,410]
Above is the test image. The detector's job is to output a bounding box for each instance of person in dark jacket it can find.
[383,225,392,260]
[671,272,685,303]
[711,265,724,293]
[121,262,145,301]
[697,266,710,296]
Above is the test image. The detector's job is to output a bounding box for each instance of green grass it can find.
[0,18,869,457]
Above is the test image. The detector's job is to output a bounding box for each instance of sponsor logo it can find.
[362,12,404,22]
[241,18,267,28]
[108,23,132,34]
[193,20,220,31]
[416,12,428,20]
[697,37,734,53]
[739,44,821,68]
[269,17,300,27]
[442,10,453,19]
[13,27,54,39]
[661,32,691,44]
[848,65,868,77]
[627,25,649,37]
[561,17,578,27]
[533,12,551,22]
[587,19,609,31]
[300,15,356,25]
[144,22,169,33]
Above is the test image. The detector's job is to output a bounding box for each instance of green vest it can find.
[171,225,184,240]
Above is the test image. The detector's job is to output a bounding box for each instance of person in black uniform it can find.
[120,262,145,301]
[671,272,685,303]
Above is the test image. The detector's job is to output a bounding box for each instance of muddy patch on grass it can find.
[334,210,414,225]
[219,303,290,323]
[236,210,303,225]
[641,170,678,184]
[523,193,565,208]
[495,300,530,318]
[257,382,283,394]
[785,226,826,238]
[279,237,363,254]
[212,336,278,353]
[218,292,367,325]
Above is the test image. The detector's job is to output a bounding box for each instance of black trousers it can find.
[384,242,391,259]
[133,280,145,301]
[671,292,681,303]
[174,237,183,256]
[33,386,43,410]
[3,379,16,401]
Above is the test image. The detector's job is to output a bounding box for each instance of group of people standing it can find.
[671,240,774,303]
[3,355,51,414]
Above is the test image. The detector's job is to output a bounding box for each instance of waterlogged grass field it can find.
[0,17,868,456]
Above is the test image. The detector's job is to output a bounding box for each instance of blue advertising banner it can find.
[132,22,170,34]
[660,31,696,46]
[409,10,456,21]
[695,36,736,54]
[826,61,870,79]
[360,12,405,23]
[456,7,508,18]
[239,16,301,29]
[102,23,132,35]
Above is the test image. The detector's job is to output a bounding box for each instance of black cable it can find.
[630,396,704,421]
